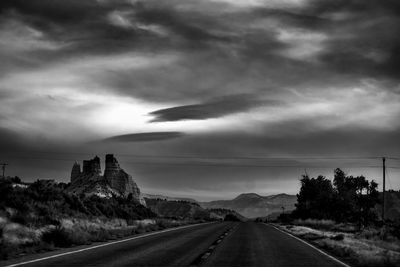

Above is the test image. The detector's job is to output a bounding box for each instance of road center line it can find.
[5,222,215,267]
[266,224,351,267]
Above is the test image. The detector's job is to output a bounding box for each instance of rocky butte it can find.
[68,154,146,206]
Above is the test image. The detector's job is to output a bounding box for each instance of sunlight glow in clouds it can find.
[0,52,180,140]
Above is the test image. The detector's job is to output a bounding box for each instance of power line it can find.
[2,153,400,168]
[120,161,385,169]
[0,155,388,169]
[0,151,386,161]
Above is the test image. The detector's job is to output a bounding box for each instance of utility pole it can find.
[382,157,386,222]
[1,163,8,178]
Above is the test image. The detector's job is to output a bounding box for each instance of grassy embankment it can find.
[0,215,199,260]
[0,178,205,260]
[276,219,400,267]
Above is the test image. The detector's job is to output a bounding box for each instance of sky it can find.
[0,0,400,201]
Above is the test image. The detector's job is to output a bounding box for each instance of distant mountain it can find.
[142,193,198,204]
[200,193,297,218]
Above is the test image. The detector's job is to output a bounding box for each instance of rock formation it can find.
[68,154,146,206]
[82,156,101,176]
[70,162,81,184]
[104,154,144,203]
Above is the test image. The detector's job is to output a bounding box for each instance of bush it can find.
[330,234,345,241]
[224,214,241,221]
[89,227,111,242]
[294,219,336,230]
[10,211,30,225]
[42,227,73,247]
[42,226,91,247]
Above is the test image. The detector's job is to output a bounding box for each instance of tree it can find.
[294,175,335,219]
[333,169,379,226]
[293,168,380,227]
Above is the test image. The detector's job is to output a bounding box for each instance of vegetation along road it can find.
[2,222,348,267]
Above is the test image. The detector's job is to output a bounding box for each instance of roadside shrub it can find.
[330,234,344,241]
[294,219,336,230]
[88,227,111,242]
[277,213,293,224]
[42,227,73,247]
[42,227,90,247]
[10,211,30,225]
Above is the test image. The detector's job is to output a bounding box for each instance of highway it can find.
[203,222,346,267]
[2,222,348,267]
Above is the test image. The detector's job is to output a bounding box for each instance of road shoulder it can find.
[267,224,352,267]
[1,222,215,267]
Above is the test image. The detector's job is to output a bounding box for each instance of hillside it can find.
[0,178,156,226]
[201,193,297,218]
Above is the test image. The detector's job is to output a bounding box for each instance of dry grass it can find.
[0,215,199,260]
[279,222,400,267]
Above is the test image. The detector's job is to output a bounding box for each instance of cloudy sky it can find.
[1,0,400,200]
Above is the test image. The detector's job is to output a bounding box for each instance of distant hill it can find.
[144,198,247,221]
[207,208,247,221]
[144,198,209,220]
[200,193,297,218]
[142,193,198,204]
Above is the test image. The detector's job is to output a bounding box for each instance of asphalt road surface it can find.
[2,222,347,267]
[204,222,345,267]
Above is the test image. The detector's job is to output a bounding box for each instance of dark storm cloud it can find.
[92,0,400,102]
[0,0,228,56]
[0,0,110,23]
[2,0,399,80]
[132,2,229,44]
[149,94,275,122]
[302,0,400,79]
[102,132,185,142]
[250,7,330,30]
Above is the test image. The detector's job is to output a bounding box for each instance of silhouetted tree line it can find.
[0,178,156,226]
[208,208,236,213]
[292,168,380,227]
[149,198,200,206]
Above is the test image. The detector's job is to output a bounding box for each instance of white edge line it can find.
[5,222,215,267]
[266,223,351,267]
